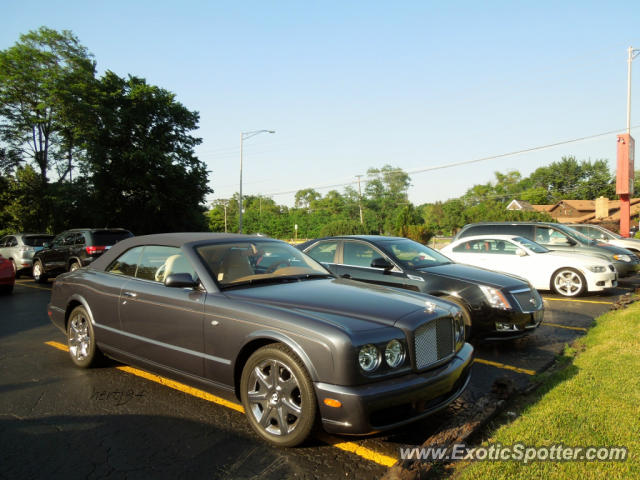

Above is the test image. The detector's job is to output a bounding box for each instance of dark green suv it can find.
[32,228,133,283]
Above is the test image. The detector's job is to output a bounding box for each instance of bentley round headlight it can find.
[384,340,405,368]
[358,344,380,372]
[613,254,631,263]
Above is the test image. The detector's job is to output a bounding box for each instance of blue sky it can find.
[3,1,640,206]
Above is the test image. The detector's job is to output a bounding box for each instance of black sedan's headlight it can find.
[453,311,465,349]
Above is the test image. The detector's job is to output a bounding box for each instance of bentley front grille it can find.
[414,318,454,370]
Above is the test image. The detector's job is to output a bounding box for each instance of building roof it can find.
[531,204,555,212]
[507,197,640,225]
[506,199,535,211]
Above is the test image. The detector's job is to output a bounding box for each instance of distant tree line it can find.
[0,27,210,236]
[211,157,638,239]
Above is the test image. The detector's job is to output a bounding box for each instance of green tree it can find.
[82,71,210,234]
[526,156,614,201]
[0,26,96,182]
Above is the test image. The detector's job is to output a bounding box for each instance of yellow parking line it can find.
[15,280,51,291]
[117,365,245,413]
[44,340,396,467]
[543,297,613,305]
[543,322,588,332]
[319,434,397,467]
[474,358,536,376]
[46,341,244,412]
[45,340,69,351]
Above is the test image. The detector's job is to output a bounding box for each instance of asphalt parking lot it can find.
[1,275,639,479]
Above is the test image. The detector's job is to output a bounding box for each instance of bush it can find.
[319,219,367,237]
[402,224,433,244]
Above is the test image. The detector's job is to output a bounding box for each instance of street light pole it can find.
[627,46,640,134]
[619,47,640,237]
[239,129,275,233]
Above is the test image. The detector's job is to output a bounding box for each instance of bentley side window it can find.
[106,247,144,277]
[135,246,183,282]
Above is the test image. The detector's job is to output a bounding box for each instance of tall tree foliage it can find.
[0,27,210,235]
[82,72,210,233]
[0,27,96,181]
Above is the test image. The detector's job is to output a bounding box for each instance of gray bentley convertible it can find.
[47,233,473,447]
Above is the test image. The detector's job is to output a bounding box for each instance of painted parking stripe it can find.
[44,341,397,467]
[543,297,613,305]
[318,433,397,467]
[15,280,51,291]
[46,340,244,413]
[543,322,588,332]
[474,358,536,376]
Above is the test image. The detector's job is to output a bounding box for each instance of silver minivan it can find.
[455,222,640,277]
[0,233,54,277]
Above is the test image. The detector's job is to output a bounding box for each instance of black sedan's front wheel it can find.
[67,305,103,368]
[32,260,47,284]
[240,344,317,447]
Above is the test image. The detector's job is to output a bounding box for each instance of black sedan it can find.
[297,235,544,340]
[48,233,472,447]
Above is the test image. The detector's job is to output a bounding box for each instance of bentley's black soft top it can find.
[89,232,276,271]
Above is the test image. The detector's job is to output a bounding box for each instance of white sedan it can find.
[440,235,617,297]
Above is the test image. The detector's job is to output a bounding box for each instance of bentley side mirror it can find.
[164,273,198,289]
[516,248,527,257]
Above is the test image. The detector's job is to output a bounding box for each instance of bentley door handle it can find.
[123,291,138,298]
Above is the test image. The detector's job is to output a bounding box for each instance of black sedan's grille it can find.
[414,318,454,370]
[510,288,542,313]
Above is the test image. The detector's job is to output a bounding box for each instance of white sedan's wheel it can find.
[552,268,586,297]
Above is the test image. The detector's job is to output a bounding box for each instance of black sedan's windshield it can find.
[196,241,331,289]
[381,238,451,269]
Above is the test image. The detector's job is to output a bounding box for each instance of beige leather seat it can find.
[155,254,194,282]
[218,249,254,283]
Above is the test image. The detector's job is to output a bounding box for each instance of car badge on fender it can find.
[424,301,436,313]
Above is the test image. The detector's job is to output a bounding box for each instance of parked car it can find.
[454,222,640,277]
[0,233,54,277]
[441,235,617,297]
[567,224,640,258]
[297,235,544,340]
[47,233,472,447]
[0,254,15,294]
[32,228,133,283]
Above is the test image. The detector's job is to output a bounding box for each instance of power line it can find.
[257,126,638,197]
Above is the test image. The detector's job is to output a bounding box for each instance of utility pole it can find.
[356,174,364,225]
[223,201,228,233]
[239,130,275,233]
[618,47,640,237]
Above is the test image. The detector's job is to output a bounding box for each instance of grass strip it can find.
[453,301,640,479]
